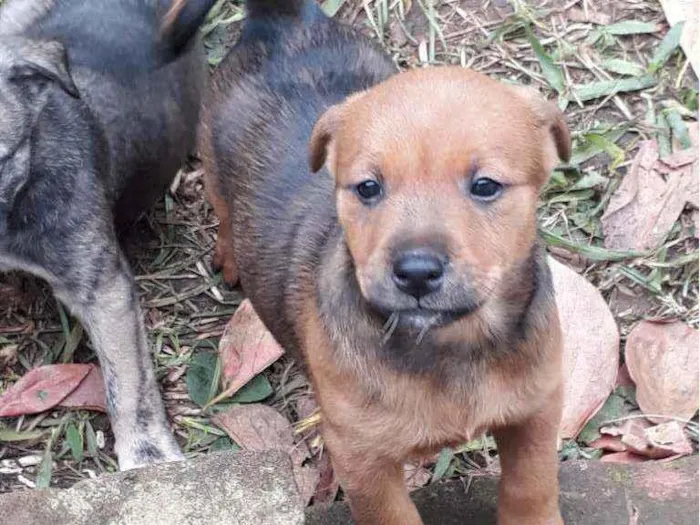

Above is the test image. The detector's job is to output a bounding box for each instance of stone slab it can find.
[306,456,699,525]
[0,450,304,525]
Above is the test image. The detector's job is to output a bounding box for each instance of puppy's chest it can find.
[321,357,550,461]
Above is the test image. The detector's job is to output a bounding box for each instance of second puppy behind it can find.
[200,0,571,523]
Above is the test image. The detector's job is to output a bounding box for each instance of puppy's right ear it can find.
[309,91,366,173]
[10,39,78,98]
[308,103,344,173]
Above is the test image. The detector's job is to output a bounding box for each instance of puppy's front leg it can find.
[322,425,423,525]
[54,250,184,470]
[493,384,564,525]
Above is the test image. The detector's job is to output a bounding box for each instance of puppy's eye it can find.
[354,180,383,203]
[470,177,503,201]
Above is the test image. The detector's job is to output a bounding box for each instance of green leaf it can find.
[210,436,241,452]
[558,440,582,461]
[570,129,626,167]
[548,189,595,204]
[600,58,645,77]
[61,324,84,364]
[186,352,220,407]
[570,171,608,191]
[35,439,54,489]
[663,110,693,149]
[431,447,453,482]
[540,229,647,261]
[656,112,673,158]
[321,0,345,17]
[577,392,627,444]
[85,421,99,457]
[571,75,656,102]
[606,20,658,35]
[648,22,684,73]
[65,422,84,462]
[524,26,565,94]
[230,374,274,404]
[0,428,46,442]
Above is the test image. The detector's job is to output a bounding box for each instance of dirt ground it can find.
[0,0,697,500]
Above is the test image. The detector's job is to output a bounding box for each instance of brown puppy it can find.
[200,1,570,523]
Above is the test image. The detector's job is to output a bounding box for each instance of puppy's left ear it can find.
[309,103,345,173]
[309,91,366,173]
[513,86,571,169]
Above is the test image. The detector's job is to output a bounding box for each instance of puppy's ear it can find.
[513,86,571,168]
[309,103,344,173]
[309,91,367,173]
[11,39,79,98]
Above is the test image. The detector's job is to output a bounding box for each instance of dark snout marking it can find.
[392,249,447,298]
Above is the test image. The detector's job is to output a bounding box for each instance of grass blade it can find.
[540,229,647,261]
[648,22,684,73]
[525,25,565,94]
[431,447,453,482]
[321,0,346,17]
[600,58,645,77]
[571,75,656,102]
[664,110,692,149]
[606,21,658,35]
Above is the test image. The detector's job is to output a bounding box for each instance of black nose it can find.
[392,250,446,298]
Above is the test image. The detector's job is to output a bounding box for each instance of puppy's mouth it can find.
[373,302,481,335]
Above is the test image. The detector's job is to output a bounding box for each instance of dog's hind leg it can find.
[28,216,185,470]
[51,247,184,470]
[58,252,184,470]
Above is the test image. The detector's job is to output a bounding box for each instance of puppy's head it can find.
[0,37,77,204]
[309,67,569,329]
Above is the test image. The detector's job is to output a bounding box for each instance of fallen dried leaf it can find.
[549,257,620,439]
[625,321,698,423]
[600,451,647,464]
[643,421,693,457]
[213,404,318,505]
[218,300,285,398]
[601,135,698,252]
[313,453,339,505]
[58,365,107,413]
[596,416,694,460]
[404,462,432,492]
[589,435,629,453]
[658,0,699,75]
[0,364,91,417]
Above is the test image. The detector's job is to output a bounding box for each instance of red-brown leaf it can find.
[213,403,318,504]
[599,417,693,460]
[58,365,107,413]
[219,300,285,397]
[601,133,698,252]
[589,435,628,453]
[600,451,648,464]
[0,364,91,417]
[625,321,698,423]
[549,257,620,439]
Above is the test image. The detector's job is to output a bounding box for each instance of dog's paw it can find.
[117,439,186,471]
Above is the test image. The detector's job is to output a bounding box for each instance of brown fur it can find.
[200,7,569,522]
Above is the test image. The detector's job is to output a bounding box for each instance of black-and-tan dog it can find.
[201,0,570,523]
[0,0,216,470]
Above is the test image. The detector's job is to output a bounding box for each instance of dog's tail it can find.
[242,0,325,37]
[158,0,218,62]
